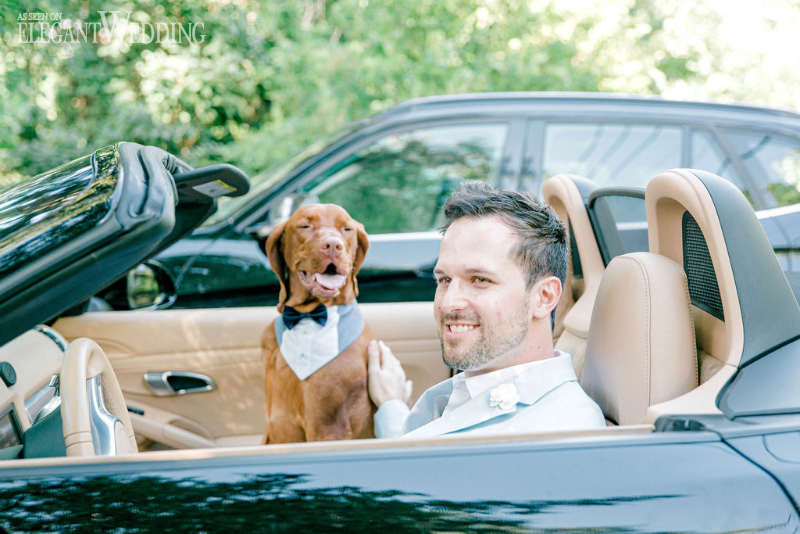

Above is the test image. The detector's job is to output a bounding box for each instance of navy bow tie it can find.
[282,304,328,329]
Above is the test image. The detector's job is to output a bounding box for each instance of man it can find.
[367,182,605,438]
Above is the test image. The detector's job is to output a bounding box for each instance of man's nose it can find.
[320,235,344,257]
[436,281,468,311]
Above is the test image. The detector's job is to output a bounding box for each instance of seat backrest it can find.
[581,252,698,425]
[542,174,604,380]
[643,168,800,419]
[583,168,800,423]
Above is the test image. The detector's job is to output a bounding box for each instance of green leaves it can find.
[1,1,796,185]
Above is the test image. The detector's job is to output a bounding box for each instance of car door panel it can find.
[53,302,446,448]
[724,431,800,511]
[0,431,795,530]
[55,308,270,447]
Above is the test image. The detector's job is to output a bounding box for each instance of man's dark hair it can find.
[442,181,567,287]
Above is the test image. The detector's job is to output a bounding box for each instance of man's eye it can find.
[473,276,490,285]
[296,225,311,230]
[342,227,353,232]
[436,277,451,285]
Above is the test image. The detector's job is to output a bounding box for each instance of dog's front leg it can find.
[301,382,359,441]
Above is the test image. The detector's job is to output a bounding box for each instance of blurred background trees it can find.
[1,0,798,189]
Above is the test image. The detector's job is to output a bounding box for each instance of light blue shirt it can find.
[374,352,606,439]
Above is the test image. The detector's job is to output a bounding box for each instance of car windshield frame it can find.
[0,151,118,280]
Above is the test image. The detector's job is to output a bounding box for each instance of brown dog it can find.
[262,204,375,443]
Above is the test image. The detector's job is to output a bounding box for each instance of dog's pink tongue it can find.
[315,273,346,290]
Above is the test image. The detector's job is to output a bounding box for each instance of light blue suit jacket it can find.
[374,353,606,439]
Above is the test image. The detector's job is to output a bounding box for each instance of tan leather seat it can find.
[581,253,698,425]
[581,168,766,424]
[542,174,605,380]
[642,169,744,419]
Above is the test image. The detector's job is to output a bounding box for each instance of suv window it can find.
[690,129,750,203]
[303,124,508,234]
[543,123,682,188]
[721,129,800,208]
[589,192,647,264]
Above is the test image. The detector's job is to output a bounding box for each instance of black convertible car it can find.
[1,142,800,531]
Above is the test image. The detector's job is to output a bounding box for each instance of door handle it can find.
[144,371,217,396]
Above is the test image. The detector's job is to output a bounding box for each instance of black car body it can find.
[1,142,800,530]
[124,93,800,310]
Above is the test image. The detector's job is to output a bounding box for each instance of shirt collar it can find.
[445,350,575,413]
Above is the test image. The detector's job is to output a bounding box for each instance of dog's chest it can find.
[276,303,364,380]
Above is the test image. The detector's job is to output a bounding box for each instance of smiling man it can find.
[367,182,605,438]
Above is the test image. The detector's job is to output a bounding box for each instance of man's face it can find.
[433,215,532,372]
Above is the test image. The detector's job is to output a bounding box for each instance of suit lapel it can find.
[404,387,515,438]
[404,380,455,433]
[403,353,578,439]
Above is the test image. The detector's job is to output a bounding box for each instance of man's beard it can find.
[439,305,529,371]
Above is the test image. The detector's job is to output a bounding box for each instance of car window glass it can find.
[543,123,681,188]
[721,129,800,208]
[302,124,507,234]
[202,118,373,227]
[589,193,647,263]
[690,129,751,204]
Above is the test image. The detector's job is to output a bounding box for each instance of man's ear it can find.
[265,221,289,312]
[530,276,563,320]
[350,222,370,297]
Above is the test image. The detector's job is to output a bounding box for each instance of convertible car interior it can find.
[1,141,798,464]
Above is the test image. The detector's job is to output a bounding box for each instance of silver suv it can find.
[133,93,800,309]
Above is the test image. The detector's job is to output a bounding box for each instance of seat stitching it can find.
[680,270,699,385]
[616,256,650,420]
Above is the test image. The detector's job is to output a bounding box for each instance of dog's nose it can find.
[321,236,344,257]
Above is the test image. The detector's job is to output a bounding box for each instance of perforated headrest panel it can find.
[682,211,724,321]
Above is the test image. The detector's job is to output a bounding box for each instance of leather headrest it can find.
[582,253,698,425]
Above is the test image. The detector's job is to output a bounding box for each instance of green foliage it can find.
[768,182,800,207]
[0,471,677,531]
[308,127,501,233]
[1,0,794,189]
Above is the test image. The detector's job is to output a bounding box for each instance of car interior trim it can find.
[646,169,745,370]
[692,169,800,368]
[542,174,605,380]
[86,374,121,456]
[54,302,448,447]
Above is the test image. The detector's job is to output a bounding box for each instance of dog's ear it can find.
[265,221,289,312]
[350,222,369,297]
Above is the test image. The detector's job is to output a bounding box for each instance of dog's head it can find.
[266,204,369,312]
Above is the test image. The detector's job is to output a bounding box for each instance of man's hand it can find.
[368,340,413,408]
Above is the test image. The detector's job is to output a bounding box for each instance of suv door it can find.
[524,120,800,299]
[690,127,800,295]
[163,119,522,308]
[297,120,520,303]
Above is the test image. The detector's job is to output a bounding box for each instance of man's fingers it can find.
[379,341,401,372]
[368,340,381,374]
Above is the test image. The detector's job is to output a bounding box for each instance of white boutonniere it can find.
[488,383,519,411]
